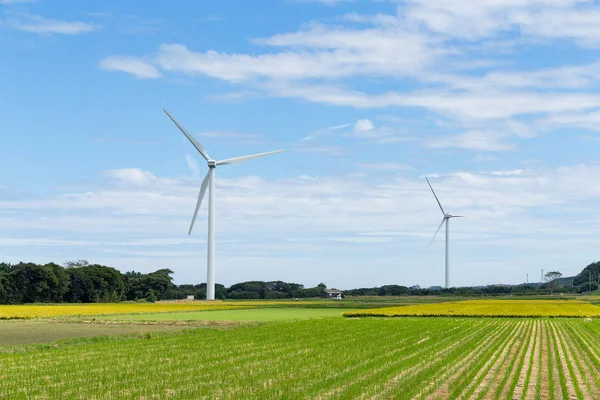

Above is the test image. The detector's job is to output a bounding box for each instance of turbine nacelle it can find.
[207,160,217,168]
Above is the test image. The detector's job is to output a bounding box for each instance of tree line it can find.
[1,259,597,304]
[0,260,328,304]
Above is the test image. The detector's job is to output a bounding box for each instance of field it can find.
[2,299,600,399]
[0,301,322,319]
[99,307,353,322]
[2,317,600,399]
[1,296,551,320]
[343,299,600,318]
[0,320,193,346]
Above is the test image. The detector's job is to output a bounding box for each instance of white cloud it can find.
[354,118,375,133]
[103,168,158,187]
[8,15,100,35]
[401,0,600,41]
[99,56,162,79]
[426,130,515,152]
[543,110,600,131]
[96,2,600,160]
[4,165,600,286]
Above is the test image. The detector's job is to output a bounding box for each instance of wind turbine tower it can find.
[164,109,285,300]
[426,178,464,289]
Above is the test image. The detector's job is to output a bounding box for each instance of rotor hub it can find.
[207,160,217,168]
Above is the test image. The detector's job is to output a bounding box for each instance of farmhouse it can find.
[321,289,343,300]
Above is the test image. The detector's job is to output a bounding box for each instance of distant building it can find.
[186,295,195,300]
[321,289,343,300]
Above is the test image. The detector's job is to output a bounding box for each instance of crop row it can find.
[343,299,600,318]
[1,317,600,399]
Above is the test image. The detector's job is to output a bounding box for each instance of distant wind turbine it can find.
[164,109,285,300]
[425,177,464,289]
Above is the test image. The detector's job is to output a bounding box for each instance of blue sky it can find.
[2,0,600,289]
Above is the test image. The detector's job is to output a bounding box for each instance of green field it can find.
[3,299,600,399]
[100,307,353,322]
[0,320,193,346]
[2,317,600,399]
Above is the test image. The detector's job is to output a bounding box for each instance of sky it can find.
[1,0,600,289]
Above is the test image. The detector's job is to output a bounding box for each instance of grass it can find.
[98,307,354,322]
[343,299,600,318]
[1,318,600,399]
[0,320,194,346]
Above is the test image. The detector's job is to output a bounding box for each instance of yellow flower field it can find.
[0,301,301,319]
[343,299,600,318]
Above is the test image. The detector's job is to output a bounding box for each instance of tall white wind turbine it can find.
[164,109,285,300]
[425,177,464,289]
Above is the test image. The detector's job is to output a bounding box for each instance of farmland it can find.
[99,307,353,322]
[0,320,193,346]
[2,299,600,398]
[2,317,600,399]
[344,299,600,318]
[0,296,472,320]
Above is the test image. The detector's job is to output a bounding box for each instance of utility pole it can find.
[590,272,592,293]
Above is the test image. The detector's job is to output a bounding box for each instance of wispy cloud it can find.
[185,154,201,178]
[8,14,100,35]
[301,123,350,141]
[99,56,162,79]
[426,130,515,152]
[97,1,600,158]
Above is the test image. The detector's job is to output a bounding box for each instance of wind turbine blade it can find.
[216,149,285,166]
[188,172,210,235]
[426,217,446,251]
[163,109,211,161]
[426,177,445,215]
[451,215,465,218]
